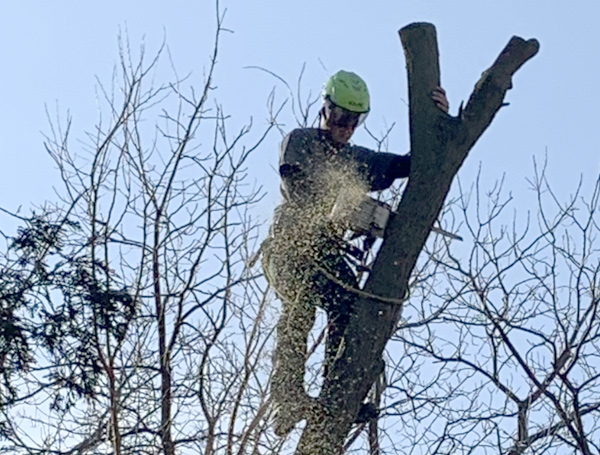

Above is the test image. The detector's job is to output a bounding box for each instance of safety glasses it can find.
[324,98,369,129]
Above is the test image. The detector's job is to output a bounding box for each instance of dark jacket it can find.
[263,127,411,306]
[278,128,410,208]
[266,127,410,267]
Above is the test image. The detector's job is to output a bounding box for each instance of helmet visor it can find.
[325,98,369,129]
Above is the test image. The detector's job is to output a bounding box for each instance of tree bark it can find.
[294,23,539,455]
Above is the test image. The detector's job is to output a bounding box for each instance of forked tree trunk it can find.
[294,22,539,455]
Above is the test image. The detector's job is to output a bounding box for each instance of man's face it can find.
[327,122,356,144]
[322,101,364,144]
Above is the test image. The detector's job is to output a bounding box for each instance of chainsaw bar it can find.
[431,226,463,241]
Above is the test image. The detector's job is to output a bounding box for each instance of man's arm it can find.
[359,86,448,191]
[278,129,319,203]
[352,148,410,192]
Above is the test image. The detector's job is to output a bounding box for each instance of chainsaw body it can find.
[330,193,391,239]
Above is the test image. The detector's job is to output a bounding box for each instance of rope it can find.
[254,233,407,306]
[313,263,407,306]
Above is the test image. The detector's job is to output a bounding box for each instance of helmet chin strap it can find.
[318,106,328,129]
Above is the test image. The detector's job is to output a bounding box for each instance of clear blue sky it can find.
[1,3,599,451]
[1,1,599,228]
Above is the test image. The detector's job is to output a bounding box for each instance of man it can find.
[263,70,448,436]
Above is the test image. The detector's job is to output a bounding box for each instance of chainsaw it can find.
[330,193,462,241]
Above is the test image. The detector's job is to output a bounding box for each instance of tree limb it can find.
[294,23,539,455]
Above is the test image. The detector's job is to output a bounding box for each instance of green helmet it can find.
[323,70,370,114]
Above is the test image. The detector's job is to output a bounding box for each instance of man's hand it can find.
[431,86,449,113]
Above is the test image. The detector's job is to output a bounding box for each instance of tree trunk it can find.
[294,22,539,455]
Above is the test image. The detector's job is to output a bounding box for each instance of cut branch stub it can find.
[293,23,539,455]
